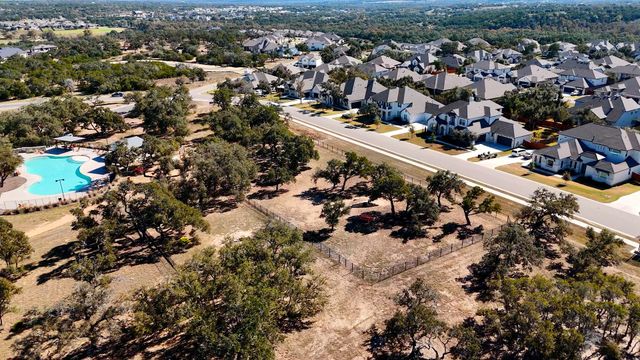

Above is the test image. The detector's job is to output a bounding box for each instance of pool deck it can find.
[0,147,109,207]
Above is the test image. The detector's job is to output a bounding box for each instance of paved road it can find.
[283,106,640,240]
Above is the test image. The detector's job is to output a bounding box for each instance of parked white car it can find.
[511,148,526,157]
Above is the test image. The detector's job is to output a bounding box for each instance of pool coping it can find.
[0,147,110,207]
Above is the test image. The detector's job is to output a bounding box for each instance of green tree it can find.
[321,200,350,231]
[313,159,342,190]
[569,228,624,275]
[130,85,191,136]
[0,278,19,326]
[459,186,500,225]
[369,163,407,216]
[427,170,464,207]
[339,151,371,191]
[369,278,451,359]
[139,135,179,178]
[178,140,257,208]
[131,222,324,359]
[0,139,22,188]
[212,87,234,110]
[104,143,139,175]
[517,188,579,248]
[82,106,128,136]
[479,222,543,280]
[0,218,32,271]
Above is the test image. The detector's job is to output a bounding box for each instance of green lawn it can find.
[338,115,400,133]
[392,133,468,155]
[263,93,290,103]
[293,102,346,116]
[496,162,640,203]
[45,27,125,38]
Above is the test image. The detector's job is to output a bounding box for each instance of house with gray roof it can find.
[329,55,362,67]
[465,60,510,81]
[573,95,640,127]
[285,71,329,99]
[237,71,280,92]
[610,64,640,81]
[596,55,630,69]
[380,68,424,82]
[429,99,531,148]
[0,47,25,60]
[558,68,608,88]
[595,76,640,101]
[533,123,640,186]
[368,86,442,123]
[403,53,439,74]
[322,77,388,110]
[508,64,559,87]
[469,78,517,100]
[423,72,473,94]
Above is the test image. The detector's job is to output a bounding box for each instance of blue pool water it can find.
[25,156,92,196]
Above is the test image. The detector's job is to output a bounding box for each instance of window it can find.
[610,149,621,154]
[546,159,554,167]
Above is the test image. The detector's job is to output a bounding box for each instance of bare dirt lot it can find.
[276,242,486,360]
[250,146,507,271]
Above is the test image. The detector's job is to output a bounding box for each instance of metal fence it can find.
[245,198,502,283]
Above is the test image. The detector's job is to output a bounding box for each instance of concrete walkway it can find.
[282,105,640,243]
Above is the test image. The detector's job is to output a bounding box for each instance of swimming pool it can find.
[25,156,92,196]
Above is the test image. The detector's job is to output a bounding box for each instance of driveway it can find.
[282,105,640,242]
[454,142,510,160]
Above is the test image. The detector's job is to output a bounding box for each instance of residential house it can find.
[467,37,491,48]
[368,86,442,123]
[524,58,556,69]
[242,35,284,54]
[403,53,439,74]
[469,78,517,100]
[517,38,541,54]
[492,48,523,64]
[380,68,424,82]
[609,64,640,81]
[429,99,531,148]
[587,40,616,53]
[558,68,608,89]
[533,123,640,186]
[441,54,467,71]
[238,71,280,92]
[366,55,401,70]
[295,53,323,69]
[508,64,559,87]
[465,60,510,81]
[28,44,57,55]
[573,95,640,128]
[356,63,389,78]
[595,76,640,101]
[428,38,465,52]
[305,34,341,51]
[285,70,329,98]
[466,49,492,62]
[596,55,630,69]
[329,55,362,67]
[0,47,25,60]
[423,72,473,95]
[324,77,388,109]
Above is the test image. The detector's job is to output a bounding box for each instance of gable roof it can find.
[573,95,640,125]
[339,78,388,102]
[535,138,584,159]
[329,55,362,66]
[370,86,439,107]
[490,117,532,139]
[469,78,517,100]
[559,123,640,151]
[381,68,423,82]
[423,72,473,92]
[596,55,630,68]
[510,64,559,83]
[438,99,503,120]
[0,47,24,59]
[366,55,401,69]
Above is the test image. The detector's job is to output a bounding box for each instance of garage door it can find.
[496,135,513,147]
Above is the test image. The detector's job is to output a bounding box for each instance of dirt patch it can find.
[276,243,486,360]
[0,176,26,194]
[249,147,506,271]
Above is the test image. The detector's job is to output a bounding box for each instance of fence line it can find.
[245,198,502,283]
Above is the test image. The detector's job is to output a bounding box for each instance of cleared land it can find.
[44,27,125,37]
[497,162,640,203]
[338,114,401,133]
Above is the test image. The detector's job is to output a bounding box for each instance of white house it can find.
[533,123,640,186]
[573,95,640,128]
[295,53,323,69]
[368,86,442,122]
[465,60,510,81]
[429,99,532,148]
[286,71,329,98]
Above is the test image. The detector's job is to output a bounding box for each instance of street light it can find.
[55,178,65,201]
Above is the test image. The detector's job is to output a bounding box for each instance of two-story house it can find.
[573,95,640,128]
[465,60,511,81]
[368,86,442,122]
[533,123,640,186]
[295,53,323,69]
[428,99,532,148]
[285,71,329,99]
[323,77,388,110]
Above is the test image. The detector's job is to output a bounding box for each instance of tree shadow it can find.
[248,188,287,200]
[295,187,342,205]
[303,229,333,243]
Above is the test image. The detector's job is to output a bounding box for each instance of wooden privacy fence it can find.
[245,198,503,283]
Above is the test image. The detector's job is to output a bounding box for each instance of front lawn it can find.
[338,115,401,133]
[392,133,468,155]
[496,162,640,203]
[293,102,347,116]
[262,93,290,103]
